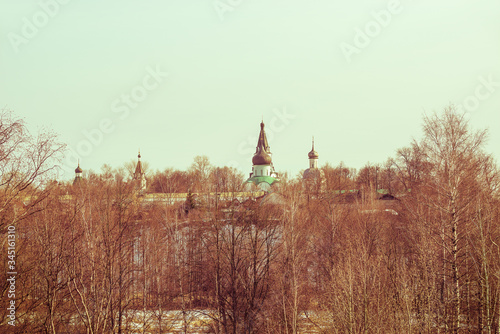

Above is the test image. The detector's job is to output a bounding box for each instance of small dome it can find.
[308,149,319,159]
[308,137,319,159]
[303,168,321,179]
[75,164,83,173]
[252,149,272,165]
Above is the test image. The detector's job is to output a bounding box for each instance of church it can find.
[73,120,324,192]
[245,121,279,189]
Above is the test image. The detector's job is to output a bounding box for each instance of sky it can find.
[1,0,499,181]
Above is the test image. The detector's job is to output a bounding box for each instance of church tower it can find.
[303,137,325,191]
[246,121,279,188]
[308,137,319,169]
[73,161,83,185]
[133,150,147,192]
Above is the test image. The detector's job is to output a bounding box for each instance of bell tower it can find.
[133,150,147,192]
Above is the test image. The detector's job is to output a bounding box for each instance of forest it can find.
[1,106,499,333]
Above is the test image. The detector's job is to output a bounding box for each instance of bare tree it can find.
[0,109,65,230]
[403,106,490,332]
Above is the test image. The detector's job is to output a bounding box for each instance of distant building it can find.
[246,121,279,190]
[302,137,325,192]
[73,162,83,185]
[65,126,402,214]
[133,151,147,193]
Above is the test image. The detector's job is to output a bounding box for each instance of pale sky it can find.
[1,1,499,180]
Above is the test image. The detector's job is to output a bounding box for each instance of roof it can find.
[308,137,319,159]
[303,168,324,179]
[260,192,286,206]
[252,149,272,165]
[134,161,143,175]
[134,152,144,176]
[144,191,265,200]
[256,121,270,152]
[252,121,273,165]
